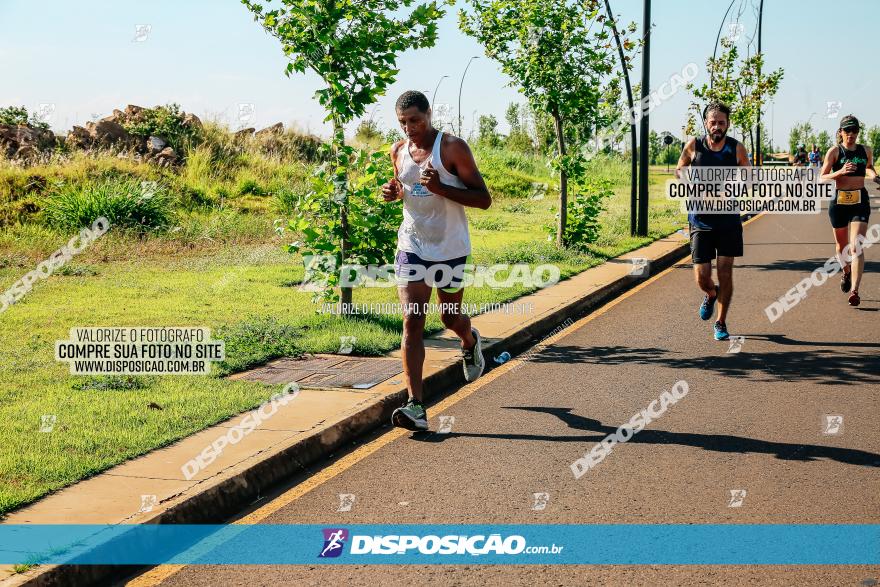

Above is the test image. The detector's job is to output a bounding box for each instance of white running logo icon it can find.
[321,530,346,557]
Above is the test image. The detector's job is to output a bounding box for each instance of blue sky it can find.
[1,0,875,148]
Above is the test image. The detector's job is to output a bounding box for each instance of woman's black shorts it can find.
[829,188,871,228]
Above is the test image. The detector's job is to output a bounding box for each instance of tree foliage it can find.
[460,0,629,248]
[242,0,447,310]
[242,0,447,126]
[788,121,815,154]
[477,114,501,148]
[687,37,783,153]
[0,106,50,130]
[866,125,880,156]
[286,144,401,304]
[122,103,200,156]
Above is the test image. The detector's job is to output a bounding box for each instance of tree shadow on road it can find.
[416,406,880,468]
[737,259,880,273]
[734,333,880,348]
[528,344,880,386]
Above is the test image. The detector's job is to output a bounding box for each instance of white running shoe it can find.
[462,328,485,382]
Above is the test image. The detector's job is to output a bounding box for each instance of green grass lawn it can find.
[0,149,684,515]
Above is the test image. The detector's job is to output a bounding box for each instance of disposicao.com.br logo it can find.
[318,528,563,558]
[319,528,349,558]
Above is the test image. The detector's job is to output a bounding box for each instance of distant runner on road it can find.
[381,90,491,431]
[809,144,821,168]
[675,102,750,341]
[793,144,809,167]
[820,114,880,307]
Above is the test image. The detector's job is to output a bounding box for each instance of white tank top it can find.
[395,130,471,261]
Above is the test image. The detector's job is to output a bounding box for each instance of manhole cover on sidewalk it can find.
[232,355,403,389]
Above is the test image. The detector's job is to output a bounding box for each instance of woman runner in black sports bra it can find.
[820,114,880,306]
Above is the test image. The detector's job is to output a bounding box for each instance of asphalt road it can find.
[128,191,880,586]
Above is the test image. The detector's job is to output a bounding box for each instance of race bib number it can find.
[837,190,860,205]
[411,183,431,198]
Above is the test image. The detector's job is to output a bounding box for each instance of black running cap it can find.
[839,115,860,130]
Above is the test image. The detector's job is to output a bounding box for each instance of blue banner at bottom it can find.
[0,524,877,565]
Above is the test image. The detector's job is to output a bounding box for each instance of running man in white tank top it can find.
[381,91,492,431]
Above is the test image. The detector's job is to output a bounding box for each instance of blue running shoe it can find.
[714,320,730,341]
[699,285,719,321]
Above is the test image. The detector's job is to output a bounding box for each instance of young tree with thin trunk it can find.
[242,0,446,312]
[686,37,783,156]
[460,0,627,248]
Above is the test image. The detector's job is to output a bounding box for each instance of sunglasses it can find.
[841,127,859,134]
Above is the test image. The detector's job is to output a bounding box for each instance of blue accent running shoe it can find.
[699,285,719,321]
[714,321,730,341]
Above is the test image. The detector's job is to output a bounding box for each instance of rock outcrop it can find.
[0,124,57,160]
[1,104,317,165]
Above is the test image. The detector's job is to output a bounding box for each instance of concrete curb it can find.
[5,236,692,587]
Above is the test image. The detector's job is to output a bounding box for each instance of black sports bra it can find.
[831,144,867,177]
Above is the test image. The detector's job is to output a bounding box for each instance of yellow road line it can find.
[129,223,769,586]
[126,565,185,586]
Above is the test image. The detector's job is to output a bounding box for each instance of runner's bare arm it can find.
[820,146,841,181]
[421,137,491,209]
[736,142,751,167]
[675,138,696,178]
[382,141,404,202]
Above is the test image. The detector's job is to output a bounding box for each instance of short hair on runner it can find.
[703,102,731,121]
[395,91,430,113]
